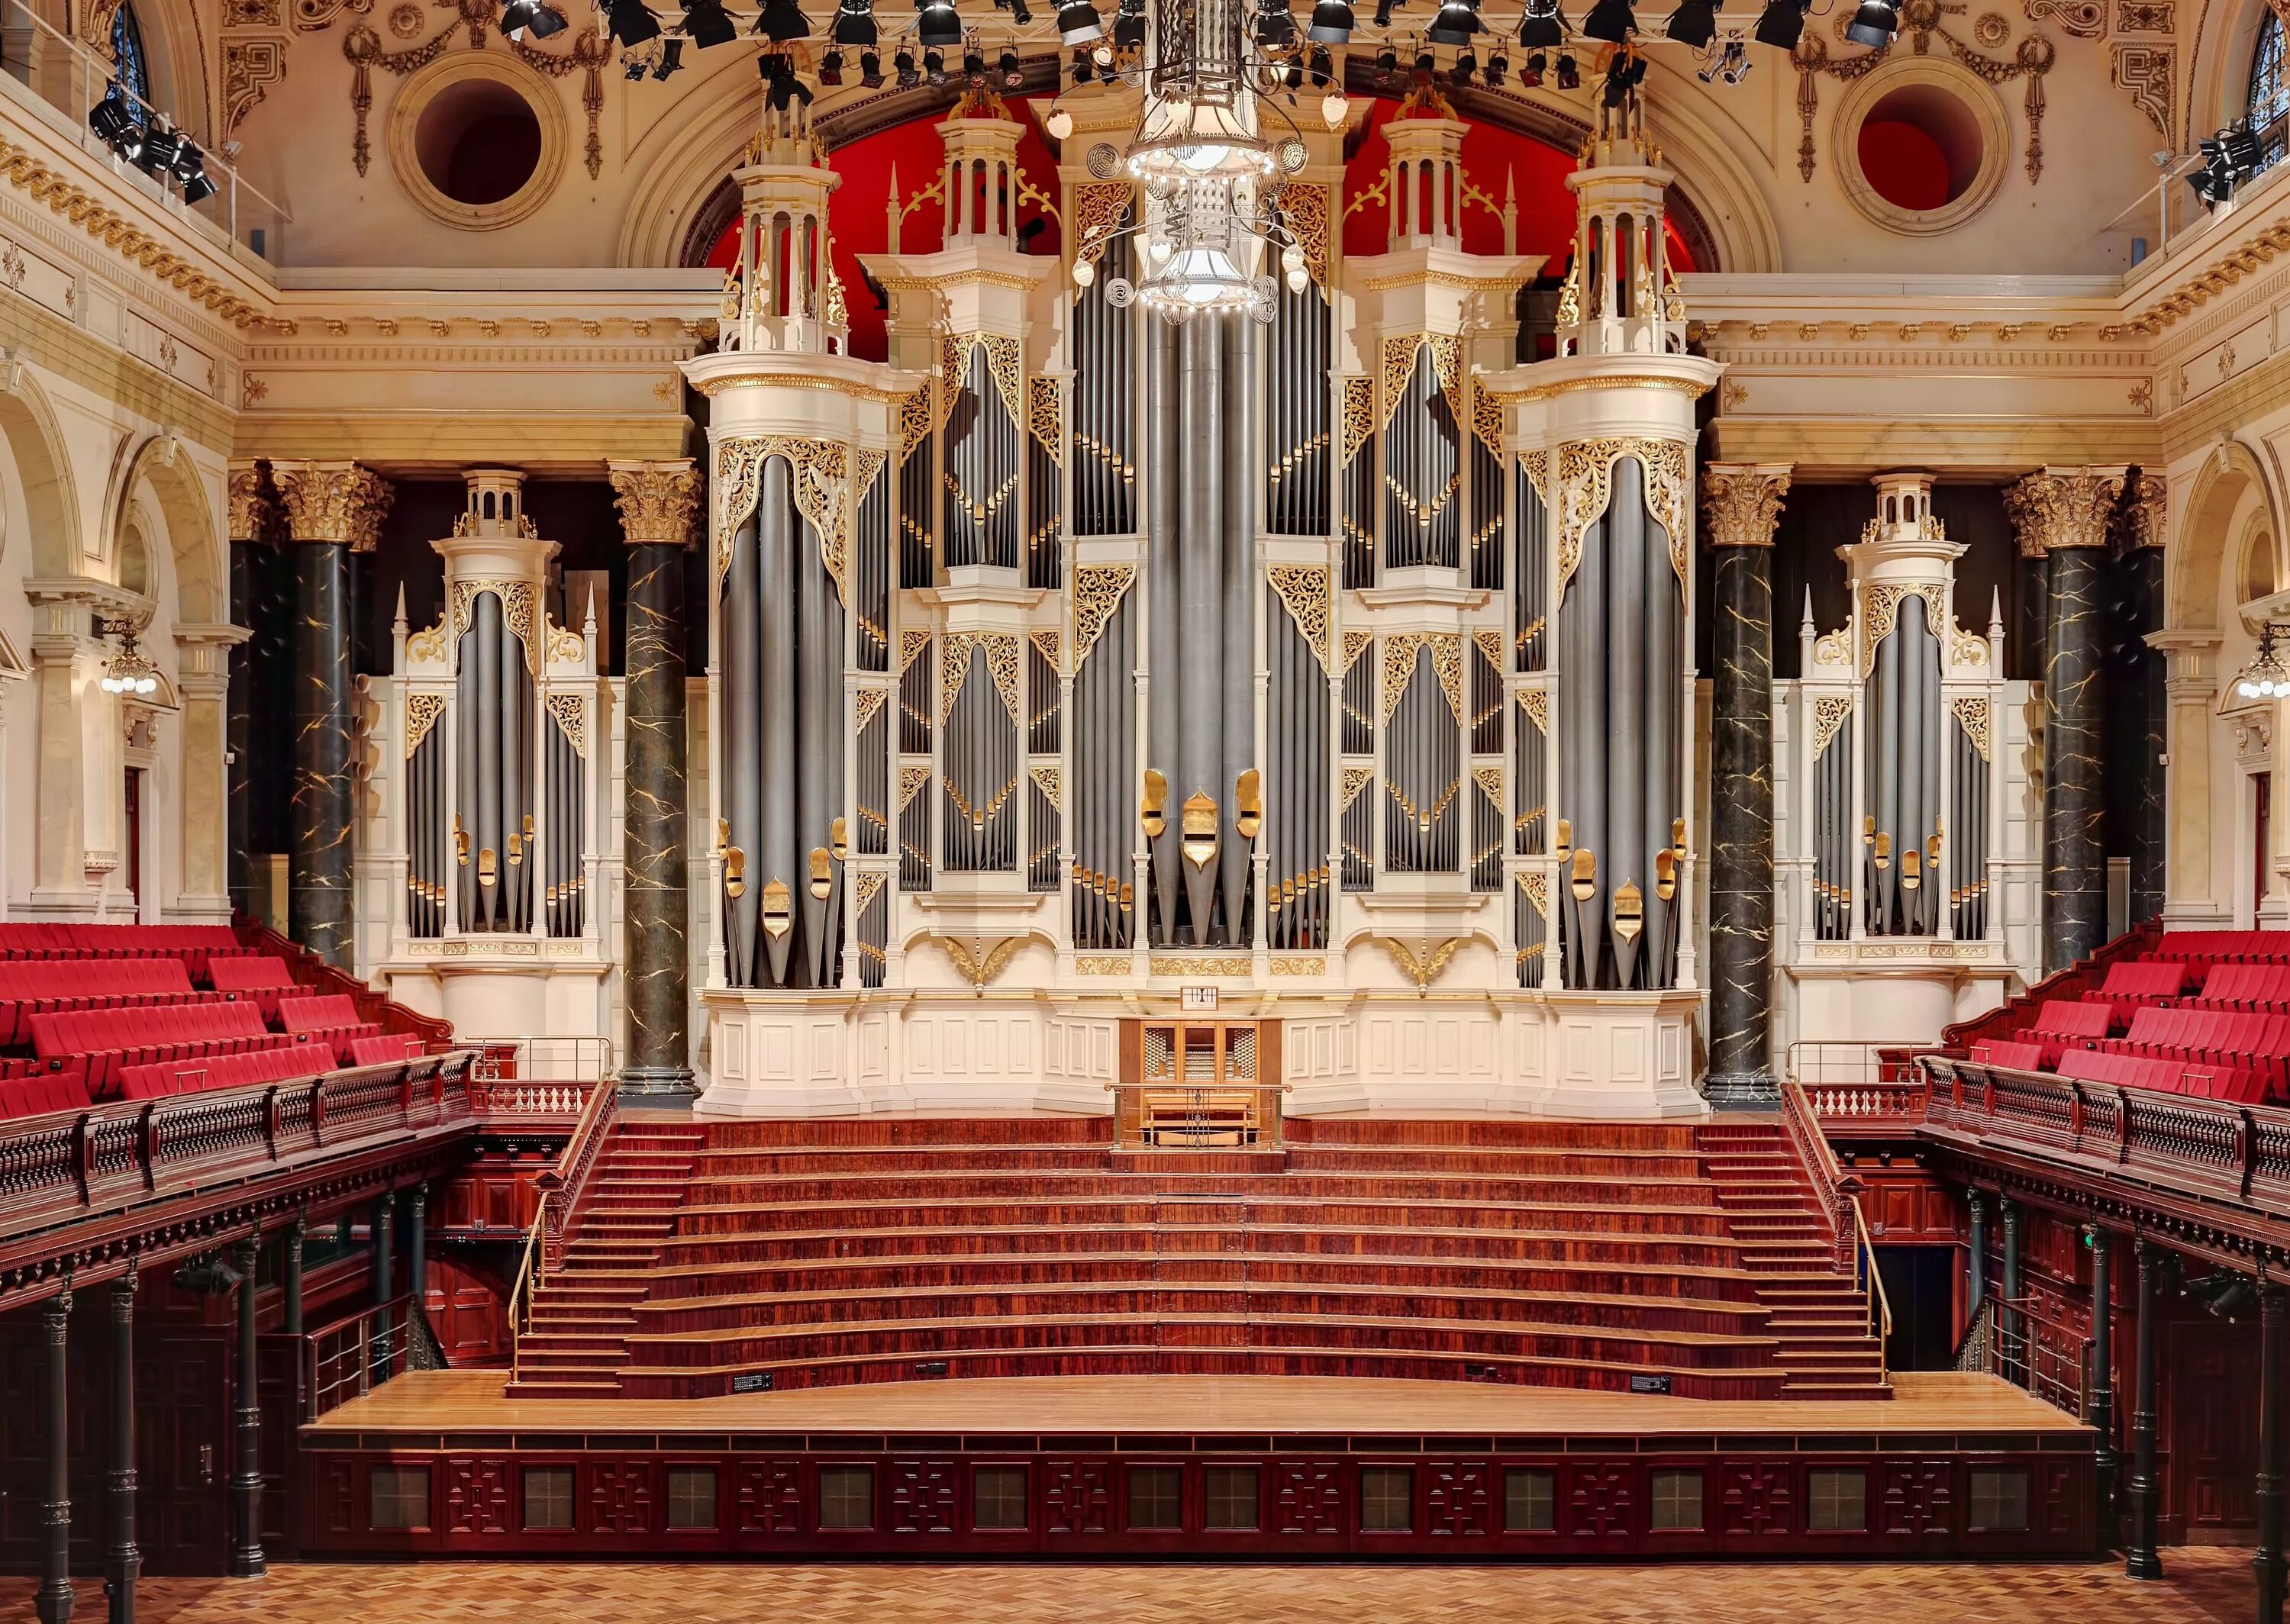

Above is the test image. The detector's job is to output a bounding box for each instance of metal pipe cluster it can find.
[1514,466,1549,672]
[454,591,534,933]
[898,434,935,589]
[942,658,1019,874]
[1813,710,1853,941]
[1070,596,1134,949]
[1265,282,1331,538]
[1864,595,1942,937]
[1267,601,1329,950]
[943,347,1021,570]
[1469,434,1505,593]
[1952,707,1989,939]
[543,708,585,939]
[856,461,892,673]
[1382,644,1461,875]
[856,704,889,858]
[1554,457,1683,990]
[1512,701,1546,858]
[1514,872,1546,988]
[1027,414,1063,591]
[1381,350,1460,572]
[406,727,444,937]
[1072,237,1137,538]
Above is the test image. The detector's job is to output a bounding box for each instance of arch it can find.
[0,373,82,579]
[2189,0,2284,156]
[111,0,213,143]
[109,434,220,625]
[2172,437,2283,632]
[615,53,781,269]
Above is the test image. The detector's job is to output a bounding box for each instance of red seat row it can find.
[117,1042,327,1101]
[0,1073,94,1120]
[2056,1043,2272,1104]
[1970,1039,2046,1069]
[0,923,256,980]
[2090,959,2198,1017]
[0,958,219,1045]
[206,955,302,1020]
[278,993,379,1059]
[2189,962,2290,1012]
[2148,932,2290,967]
[2118,1006,2290,1084]
[345,1033,424,1067]
[27,1003,295,1096]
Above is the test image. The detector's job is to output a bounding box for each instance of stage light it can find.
[1519,49,1544,83]
[1599,44,1643,102]
[1843,0,1894,44]
[915,0,962,45]
[821,48,846,81]
[860,47,885,81]
[1372,0,1395,25]
[1284,59,1305,86]
[998,47,1024,84]
[1751,0,1807,47]
[1113,0,1147,47]
[1554,50,1578,85]
[832,0,878,44]
[1695,34,1747,80]
[2193,119,2268,209]
[624,50,650,77]
[1308,0,1353,40]
[1426,0,1479,42]
[1665,0,1714,46]
[87,86,146,164]
[1059,0,1104,38]
[1484,49,1508,82]
[685,0,739,43]
[137,125,185,178]
[1411,49,1436,82]
[1005,0,1034,25]
[896,46,921,83]
[606,0,661,44]
[653,34,685,75]
[1307,44,1333,82]
[173,138,216,205]
[1372,44,1397,82]
[1451,48,1477,81]
[1256,0,1298,50]
[923,46,949,82]
[1581,0,1634,42]
[1070,47,1094,80]
[501,0,568,38]
[1519,0,1565,46]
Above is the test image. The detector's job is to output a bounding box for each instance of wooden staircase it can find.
[506,1115,1890,1403]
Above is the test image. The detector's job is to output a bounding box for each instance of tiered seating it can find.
[31,1001,287,1094]
[116,1042,327,1100]
[511,1119,1889,1403]
[277,993,381,1061]
[0,1074,92,1117]
[347,1033,424,1067]
[0,923,256,980]
[0,958,224,1045]
[207,955,298,1020]
[1950,930,2290,1106]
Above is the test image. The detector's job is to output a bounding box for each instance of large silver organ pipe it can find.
[454,591,534,933]
[1070,594,1135,949]
[1864,593,1942,936]
[1556,457,1682,990]
[1266,282,1330,537]
[1266,589,1329,949]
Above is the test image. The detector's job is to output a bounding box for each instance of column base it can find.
[1703,1068,1779,1110]
[2124,1550,2164,1580]
[226,1547,266,1580]
[618,1066,698,1106]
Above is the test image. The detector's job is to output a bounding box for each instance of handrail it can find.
[302,1290,418,1421]
[1848,1191,1893,1387]
[534,1066,617,1273]
[505,1204,547,1389]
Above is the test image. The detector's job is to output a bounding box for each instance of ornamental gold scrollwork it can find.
[853,685,889,738]
[1340,763,1375,808]
[1269,955,1327,975]
[1811,694,1854,758]
[853,444,888,508]
[900,628,931,674]
[1472,629,1505,673]
[1471,764,1504,805]
[1340,628,1374,673]
[1469,378,1505,459]
[713,436,850,604]
[1517,687,1550,733]
[938,634,977,725]
[1378,334,1463,432]
[981,633,1024,726]
[898,385,934,466]
[1267,565,1332,672]
[450,579,540,675]
[1813,629,1853,669]
[1518,449,1550,504]
[1952,694,1993,761]
[404,691,446,757]
[1028,628,1063,679]
[405,615,447,665]
[1027,375,1064,467]
[1518,868,1550,918]
[898,762,934,809]
[1379,633,1466,724]
[1028,763,1063,813]
[1275,181,1330,287]
[1856,582,1951,678]
[1071,564,1135,673]
[545,616,586,664]
[1556,437,1692,591]
[1072,181,1134,269]
[853,868,887,917]
[544,691,587,758]
[1950,628,1992,668]
[938,332,1025,437]
[1340,377,1376,467]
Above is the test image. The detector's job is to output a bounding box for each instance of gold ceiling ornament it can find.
[897,762,934,809]
[606,459,702,548]
[1275,181,1331,288]
[223,39,288,147]
[1340,377,1376,468]
[403,691,447,757]
[341,18,453,178]
[712,436,849,601]
[852,685,889,738]
[1811,693,1854,758]
[1555,437,1692,593]
[1792,11,2054,186]
[1028,763,1063,814]
[2005,466,2126,558]
[1699,463,1794,549]
[506,23,610,180]
[937,933,1025,990]
[1952,694,1994,762]
[1070,564,1136,672]
[1379,935,1466,990]
[1027,375,1065,467]
[1340,763,1375,809]
[544,691,587,757]
[1267,565,1332,672]
[1517,687,1550,733]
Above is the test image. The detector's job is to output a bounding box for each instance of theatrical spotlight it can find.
[1412,49,1437,82]
[1695,35,1748,81]
[1371,0,1396,26]
[1843,0,1895,45]
[963,45,989,82]
[1581,0,1634,43]
[87,85,147,165]
[1003,0,1034,27]
[2191,118,2266,209]
[1554,50,1579,85]
[1059,0,1104,40]
[1519,0,1565,47]
[998,47,1024,85]
[1484,48,1508,82]
[653,35,686,76]
[137,124,185,179]
[500,0,568,39]
[1307,44,1333,82]
[1372,44,1398,82]
[1069,46,1094,81]
[685,0,739,44]
[1427,0,1481,43]
[1751,0,1808,47]
[832,0,878,43]
[1256,0,1298,50]
[173,137,216,205]
[915,0,962,46]
[752,0,808,40]
[895,47,921,83]
[762,51,814,105]
[821,48,846,81]
[606,0,662,44]
[1308,0,1353,42]
[1450,47,1478,82]
[1665,0,1715,48]
[923,46,950,82]
[1113,0,1147,47]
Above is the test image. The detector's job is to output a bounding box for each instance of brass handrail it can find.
[1848,1192,1894,1386]
[505,1200,547,1387]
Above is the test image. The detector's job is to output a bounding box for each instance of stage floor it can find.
[312,1368,2081,1439]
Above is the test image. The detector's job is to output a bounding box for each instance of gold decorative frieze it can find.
[1075,955,1132,975]
[1150,955,1253,977]
[1270,955,1326,975]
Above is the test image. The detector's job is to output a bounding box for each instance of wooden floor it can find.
[2,1549,2247,1624]
[312,1368,2081,1438]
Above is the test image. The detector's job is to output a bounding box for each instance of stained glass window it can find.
[110,3,150,111]
[2253,10,2288,171]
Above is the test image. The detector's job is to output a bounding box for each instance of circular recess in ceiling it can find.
[1834,57,2008,237]
[387,52,567,231]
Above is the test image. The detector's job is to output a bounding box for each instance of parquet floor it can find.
[2,1551,2251,1624]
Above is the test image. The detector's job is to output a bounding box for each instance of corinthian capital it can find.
[2122,470,2167,550]
[273,459,393,553]
[608,458,702,548]
[1699,463,1793,548]
[226,459,274,546]
[2005,465,2126,557]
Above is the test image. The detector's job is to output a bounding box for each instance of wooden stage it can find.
[292,1370,2097,1561]
[316,1368,2079,1439]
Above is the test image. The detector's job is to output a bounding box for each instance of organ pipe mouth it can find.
[455,819,470,865]
[1236,768,1263,839]
[809,846,834,900]
[1181,791,1220,871]
[761,878,792,940]
[1873,832,1892,870]
[1671,817,1687,864]
[717,818,731,859]
[1926,834,1943,867]
[1613,881,1643,942]
[1553,818,1572,862]
[1653,849,1676,902]
[724,846,747,897]
[508,833,524,866]
[1863,814,1876,846]
[1901,848,1921,891]
[831,816,849,862]
[479,848,498,888]
[1570,847,1596,901]
[1142,768,1169,838]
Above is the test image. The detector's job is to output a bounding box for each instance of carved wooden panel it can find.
[1717,1461,1795,1538]
[1424,1460,1493,1537]
[588,1462,656,1536]
[1272,1459,1344,1536]
[1043,1459,1114,1535]
[1566,1462,1634,1539]
[443,1456,513,1536]
[2037,1460,2081,1539]
[734,1460,805,1536]
[889,1458,959,1535]
[1881,1460,1955,1536]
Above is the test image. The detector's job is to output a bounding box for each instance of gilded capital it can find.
[226,459,273,546]
[1699,462,1792,549]
[2005,465,2126,557]
[608,458,702,549]
[2121,471,2166,551]
[273,459,393,553]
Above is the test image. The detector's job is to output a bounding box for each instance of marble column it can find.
[2117,473,2169,928]
[225,462,273,921]
[1701,464,1792,1108]
[2009,466,2126,975]
[609,460,702,1100]
[273,462,392,970]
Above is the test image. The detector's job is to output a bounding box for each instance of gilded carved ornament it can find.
[545,691,587,757]
[1267,565,1332,672]
[1698,464,1793,548]
[607,459,702,548]
[274,461,392,552]
[714,436,850,603]
[853,685,889,739]
[1556,438,1692,591]
[1070,564,1135,673]
[1381,633,1466,724]
[1952,694,1992,761]
[403,691,446,757]
[1811,693,1854,757]
[2005,466,2126,557]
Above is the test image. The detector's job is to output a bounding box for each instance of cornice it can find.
[3,285,235,449]
[1705,417,2163,477]
[2158,342,2290,456]
[234,411,696,470]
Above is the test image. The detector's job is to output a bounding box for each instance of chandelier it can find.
[2237,622,2290,701]
[98,619,159,698]
[1064,0,1314,322]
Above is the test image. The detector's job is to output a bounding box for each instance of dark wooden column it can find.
[282,1216,305,1338]
[106,1271,139,1624]
[2127,1236,2164,1580]
[2260,1284,2286,1624]
[2091,1228,2117,1554]
[1967,1191,1988,1320]
[2001,1197,2023,1387]
[34,1284,73,1624]
[408,1183,427,1314]
[373,1191,395,1371]
[228,1236,265,1578]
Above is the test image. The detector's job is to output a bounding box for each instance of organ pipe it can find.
[453,592,534,935]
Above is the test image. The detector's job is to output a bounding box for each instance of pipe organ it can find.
[372,469,612,1058]
[688,85,1719,1120]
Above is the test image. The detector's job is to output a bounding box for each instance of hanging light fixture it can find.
[98,620,160,698]
[2237,623,2290,700]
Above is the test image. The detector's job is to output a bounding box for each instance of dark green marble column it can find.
[275,462,390,971]
[2011,468,2124,975]
[611,461,702,1100]
[1701,465,1791,1108]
